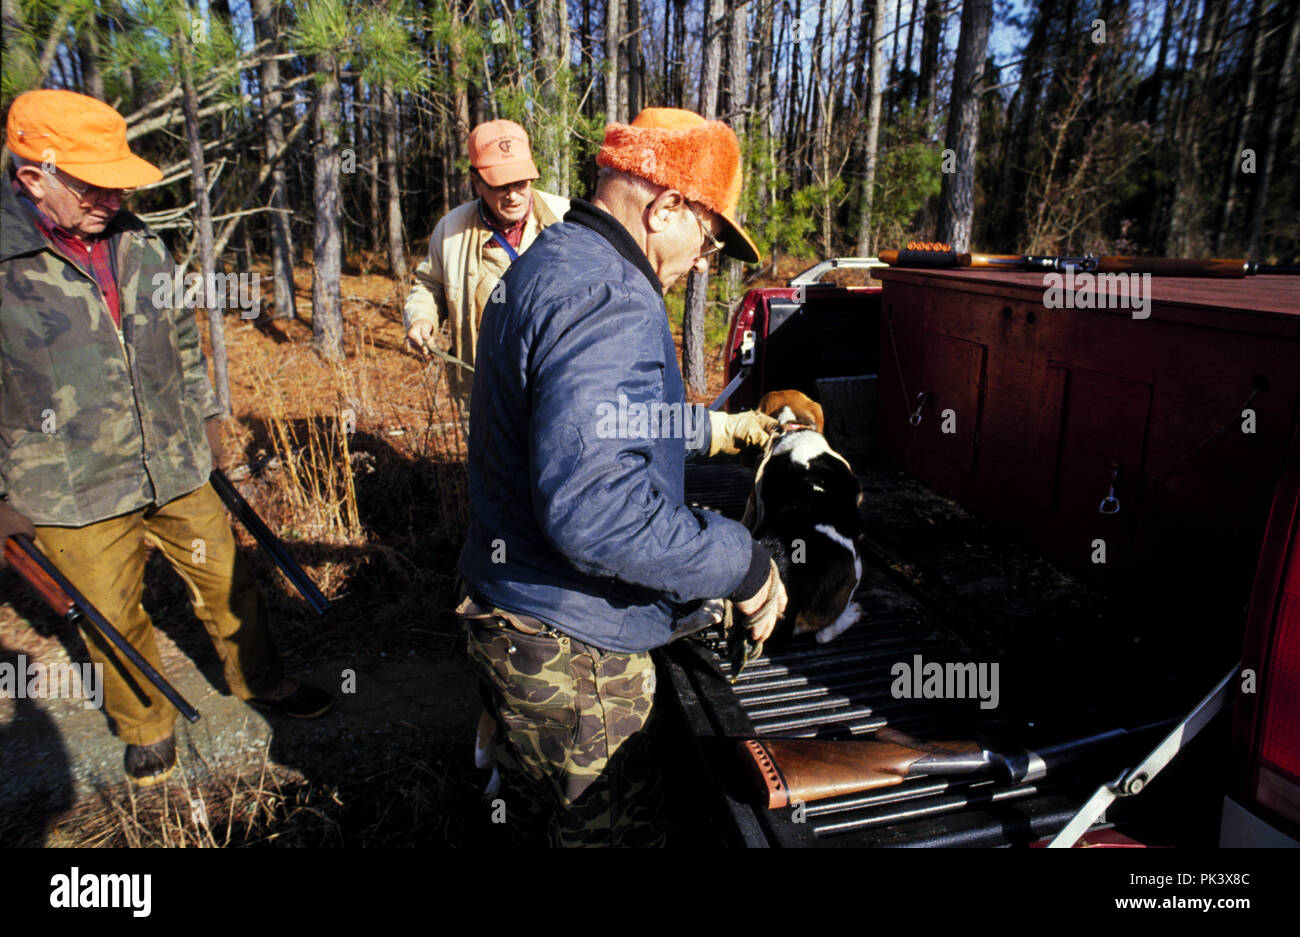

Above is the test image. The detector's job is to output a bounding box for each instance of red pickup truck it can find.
[668,258,1300,848]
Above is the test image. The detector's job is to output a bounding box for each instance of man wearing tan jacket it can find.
[404,120,569,400]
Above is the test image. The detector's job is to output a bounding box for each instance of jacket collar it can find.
[0,176,151,263]
[563,199,661,295]
[0,177,50,261]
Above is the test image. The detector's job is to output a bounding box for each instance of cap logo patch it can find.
[498,138,512,155]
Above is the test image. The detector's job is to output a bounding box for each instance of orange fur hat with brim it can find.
[597,107,760,264]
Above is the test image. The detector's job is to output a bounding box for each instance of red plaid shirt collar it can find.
[478,196,531,250]
[15,182,122,328]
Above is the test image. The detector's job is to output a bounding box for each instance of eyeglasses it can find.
[686,201,725,261]
[469,167,530,195]
[47,169,135,202]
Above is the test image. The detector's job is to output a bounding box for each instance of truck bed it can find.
[656,272,1287,847]
[663,454,1231,847]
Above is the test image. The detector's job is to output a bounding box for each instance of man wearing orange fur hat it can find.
[455,108,787,846]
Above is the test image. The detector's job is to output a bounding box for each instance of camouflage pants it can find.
[463,615,666,847]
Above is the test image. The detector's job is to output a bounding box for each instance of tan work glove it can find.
[734,559,788,646]
[708,410,780,457]
[0,500,36,567]
[205,417,226,471]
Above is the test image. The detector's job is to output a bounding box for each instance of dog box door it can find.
[1040,362,1153,572]
[914,331,987,498]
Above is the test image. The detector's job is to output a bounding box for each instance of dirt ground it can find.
[0,253,775,847]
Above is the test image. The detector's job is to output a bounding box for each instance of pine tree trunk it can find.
[754,0,774,213]
[1247,2,1300,257]
[1001,0,1054,245]
[673,0,687,107]
[1168,0,1228,256]
[254,0,296,319]
[448,0,472,202]
[627,0,643,116]
[605,0,623,124]
[936,0,992,252]
[367,82,380,256]
[179,17,229,416]
[903,0,917,104]
[683,0,726,397]
[853,0,871,105]
[536,0,571,195]
[312,53,344,360]
[78,27,104,100]
[1217,0,1266,252]
[814,0,831,254]
[700,0,724,117]
[917,0,942,122]
[725,0,748,296]
[855,0,886,256]
[383,82,408,283]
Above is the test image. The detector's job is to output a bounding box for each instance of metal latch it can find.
[740,329,756,366]
[1047,665,1238,847]
[908,391,929,427]
[1099,464,1121,514]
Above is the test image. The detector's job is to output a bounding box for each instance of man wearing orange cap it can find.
[403,119,569,400]
[456,108,786,846]
[1,90,331,788]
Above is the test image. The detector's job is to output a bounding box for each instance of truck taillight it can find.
[1230,423,1300,837]
[1256,579,1300,824]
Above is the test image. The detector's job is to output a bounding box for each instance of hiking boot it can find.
[125,735,176,787]
[247,680,333,719]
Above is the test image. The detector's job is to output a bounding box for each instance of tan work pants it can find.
[35,482,283,745]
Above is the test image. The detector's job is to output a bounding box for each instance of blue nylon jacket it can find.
[456,199,756,652]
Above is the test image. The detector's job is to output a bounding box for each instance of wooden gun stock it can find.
[5,533,200,723]
[4,536,77,621]
[740,732,989,809]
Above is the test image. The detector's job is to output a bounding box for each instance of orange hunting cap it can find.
[597,107,760,264]
[468,119,539,188]
[6,89,162,189]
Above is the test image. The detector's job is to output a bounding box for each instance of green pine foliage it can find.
[870,108,944,251]
[292,0,427,93]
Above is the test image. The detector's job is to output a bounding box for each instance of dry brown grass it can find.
[16,739,528,849]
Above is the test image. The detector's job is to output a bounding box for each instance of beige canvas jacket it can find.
[404,190,569,396]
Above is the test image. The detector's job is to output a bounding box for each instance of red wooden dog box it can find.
[873,268,1300,596]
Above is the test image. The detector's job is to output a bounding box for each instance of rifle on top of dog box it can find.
[879,243,1300,277]
[4,533,201,723]
[209,470,331,616]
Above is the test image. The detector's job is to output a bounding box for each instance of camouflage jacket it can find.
[0,180,220,527]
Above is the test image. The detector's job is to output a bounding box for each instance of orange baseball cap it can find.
[6,89,162,189]
[597,107,760,264]
[467,119,539,188]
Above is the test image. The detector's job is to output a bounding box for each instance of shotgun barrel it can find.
[879,248,1300,277]
[4,533,201,723]
[208,469,331,615]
